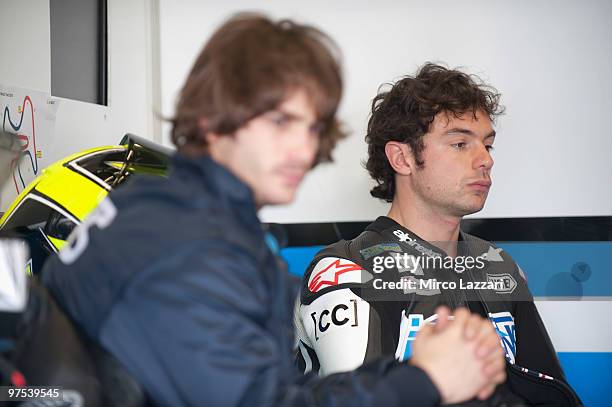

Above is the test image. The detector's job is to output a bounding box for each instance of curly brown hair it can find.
[365,63,504,202]
[171,13,346,166]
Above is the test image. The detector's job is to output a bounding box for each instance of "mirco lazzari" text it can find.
[373,277,505,291]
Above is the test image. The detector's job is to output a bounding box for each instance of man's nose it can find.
[475,144,494,171]
[290,127,319,165]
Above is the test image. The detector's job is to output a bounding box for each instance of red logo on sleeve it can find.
[308,258,364,293]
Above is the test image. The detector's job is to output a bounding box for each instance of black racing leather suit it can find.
[295,216,582,406]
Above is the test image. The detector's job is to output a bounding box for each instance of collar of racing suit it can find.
[365,215,527,311]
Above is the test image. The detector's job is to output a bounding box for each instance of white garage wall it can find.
[0,1,51,93]
[0,0,161,162]
[159,0,612,223]
[4,1,608,222]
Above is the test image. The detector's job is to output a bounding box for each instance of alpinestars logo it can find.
[393,230,415,243]
[308,257,372,293]
[393,230,441,258]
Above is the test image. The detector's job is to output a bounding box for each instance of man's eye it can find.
[485,145,495,152]
[267,112,289,127]
[272,116,289,126]
[309,122,325,136]
[451,142,467,149]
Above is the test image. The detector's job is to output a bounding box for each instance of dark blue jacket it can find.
[43,154,440,406]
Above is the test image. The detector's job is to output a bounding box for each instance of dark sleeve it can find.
[514,300,567,382]
[88,241,440,407]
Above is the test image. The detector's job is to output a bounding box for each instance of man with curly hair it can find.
[295,63,582,405]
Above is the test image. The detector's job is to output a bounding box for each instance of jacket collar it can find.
[171,153,256,208]
[368,216,472,257]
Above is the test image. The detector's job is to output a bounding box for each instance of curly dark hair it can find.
[365,63,504,202]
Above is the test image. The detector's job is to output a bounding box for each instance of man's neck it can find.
[387,198,461,257]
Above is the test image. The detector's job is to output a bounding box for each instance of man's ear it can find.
[198,118,218,146]
[384,141,413,176]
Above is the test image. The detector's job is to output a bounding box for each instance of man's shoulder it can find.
[460,231,528,283]
[299,224,389,301]
[461,231,513,261]
[108,172,250,241]
[50,173,261,292]
[461,231,497,248]
[303,223,388,275]
[109,172,204,216]
[302,240,352,283]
